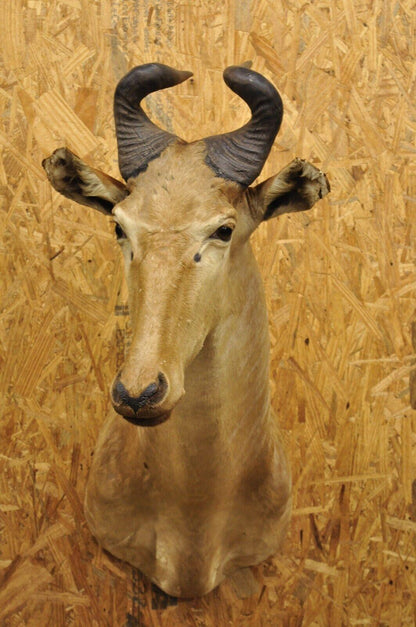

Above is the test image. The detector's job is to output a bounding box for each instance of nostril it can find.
[140,380,158,400]
[155,372,167,398]
[112,372,168,414]
[112,378,132,407]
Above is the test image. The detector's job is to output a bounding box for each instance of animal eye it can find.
[115,223,126,240]
[210,225,233,242]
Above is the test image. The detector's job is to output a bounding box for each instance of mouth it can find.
[113,404,172,427]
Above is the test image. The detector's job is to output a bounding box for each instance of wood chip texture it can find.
[1,1,415,625]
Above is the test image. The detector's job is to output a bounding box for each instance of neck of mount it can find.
[178,243,272,436]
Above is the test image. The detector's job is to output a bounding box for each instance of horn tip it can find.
[222,65,282,112]
[180,70,194,82]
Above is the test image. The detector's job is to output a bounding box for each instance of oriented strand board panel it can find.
[1,0,416,625]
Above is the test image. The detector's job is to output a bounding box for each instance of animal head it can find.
[43,63,329,426]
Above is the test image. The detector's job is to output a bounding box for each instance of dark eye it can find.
[210,225,233,242]
[115,223,126,240]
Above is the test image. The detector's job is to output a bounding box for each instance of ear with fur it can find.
[249,158,330,222]
[42,147,128,214]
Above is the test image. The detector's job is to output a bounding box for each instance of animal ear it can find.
[42,147,128,215]
[250,158,330,222]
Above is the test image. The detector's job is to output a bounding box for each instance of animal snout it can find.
[111,372,170,427]
[114,373,167,409]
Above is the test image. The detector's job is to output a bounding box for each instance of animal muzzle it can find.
[111,371,179,426]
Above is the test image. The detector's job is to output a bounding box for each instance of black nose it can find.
[112,372,168,414]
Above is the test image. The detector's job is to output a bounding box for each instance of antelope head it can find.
[43,63,329,427]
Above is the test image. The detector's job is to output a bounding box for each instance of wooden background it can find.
[1,0,415,624]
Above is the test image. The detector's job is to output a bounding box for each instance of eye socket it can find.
[209,225,234,242]
[114,223,126,240]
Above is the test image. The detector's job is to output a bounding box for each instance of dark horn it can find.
[114,63,193,181]
[204,66,283,187]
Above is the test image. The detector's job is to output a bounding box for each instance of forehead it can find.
[115,142,237,228]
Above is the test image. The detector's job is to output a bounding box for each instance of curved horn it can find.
[204,66,283,187]
[114,63,193,181]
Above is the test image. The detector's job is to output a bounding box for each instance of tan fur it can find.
[43,141,329,597]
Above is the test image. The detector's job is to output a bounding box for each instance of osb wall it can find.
[1,0,415,625]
